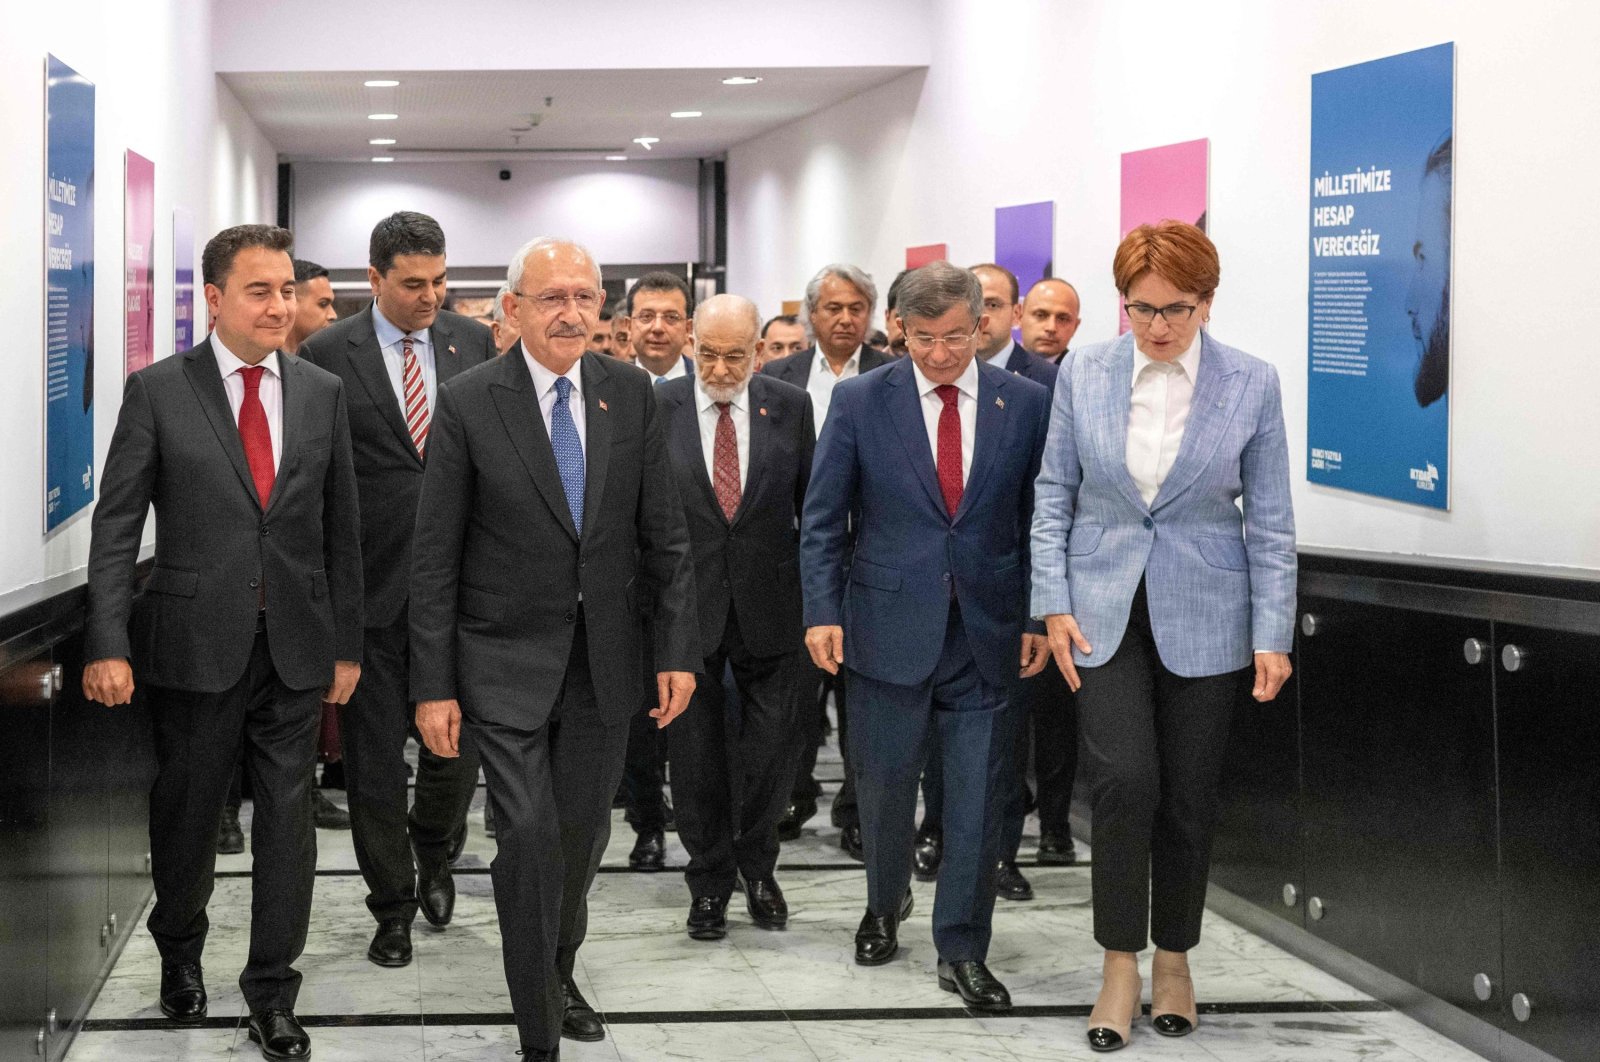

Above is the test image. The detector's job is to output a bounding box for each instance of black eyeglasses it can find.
[1124,302,1198,324]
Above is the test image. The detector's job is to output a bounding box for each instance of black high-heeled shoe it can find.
[1086,965,1142,1052]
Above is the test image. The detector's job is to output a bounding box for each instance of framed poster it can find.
[905,243,947,268]
[125,150,155,375]
[174,206,195,353]
[1119,138,1209,333]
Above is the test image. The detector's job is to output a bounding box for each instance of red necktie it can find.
[402,335,429,455]
[713,402,741,521]
[238,365,275,507]
[935,384,963,517]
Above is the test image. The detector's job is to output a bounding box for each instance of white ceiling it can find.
[223,66,921,163]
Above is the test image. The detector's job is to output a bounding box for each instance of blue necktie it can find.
[550,376,585,534]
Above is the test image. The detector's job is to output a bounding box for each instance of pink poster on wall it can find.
[1119,138,1209,333]
[124,150,155,374]
[906,244,947,268]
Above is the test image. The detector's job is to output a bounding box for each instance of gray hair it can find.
[895,261,982,325]
[694,293,761,338]
[490,282,511,323]
[507,236,603,295]
[802,263,878,323]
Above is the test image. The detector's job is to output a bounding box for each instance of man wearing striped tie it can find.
[299,212,497,970]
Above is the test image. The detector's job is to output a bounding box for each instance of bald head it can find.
[695,293,761,341]
[695,294,761,402]
[1020,278,1081,358]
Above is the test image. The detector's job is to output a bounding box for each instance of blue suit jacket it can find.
[1029,332,1296,677]
[801,357,1051,689]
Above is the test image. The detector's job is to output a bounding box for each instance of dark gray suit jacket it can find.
[1000,343,1060,390]
[86,338,363,693]
[408,347,700,728]
[760,345,892,424]
[656,373,814,659]
[298,306,495,630]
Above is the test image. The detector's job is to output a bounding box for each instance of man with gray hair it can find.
[489,282,519,354]
[800,261,1052,1010]
[410,236,700,1060]
[653,294,815,940]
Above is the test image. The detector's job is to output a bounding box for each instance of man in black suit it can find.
[655,295,814,940]
[298,212,497,968]
[410,237,699,1060]
[763,263,890,859]
[84,224,363,1061]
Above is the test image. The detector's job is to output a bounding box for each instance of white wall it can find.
[727,0,1600,573]
[1,2,280,601]
[291,159,701,271]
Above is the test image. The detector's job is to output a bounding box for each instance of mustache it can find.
[545,324,587,338]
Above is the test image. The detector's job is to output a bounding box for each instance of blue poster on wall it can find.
[44,54,96,532]
[1307,42,1454,510]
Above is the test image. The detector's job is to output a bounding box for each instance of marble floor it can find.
[67,731,1491,1061]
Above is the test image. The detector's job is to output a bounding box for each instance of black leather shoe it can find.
[628,830,666,871]
[854,889,913,965]
[995,860,1034,901]
[1037,832,1078,865]
[776,798,816,841]
[483,801,497,838]
[312,788,351,830]
[1152,1013,1194,1037]
[518,1047,559,1061]
[416,854,456,927]
[686,895,729,940]
[217,806,245,855]
[560,977,605,1042]
[367,917,413,967]
[938,959,1013,1012]
[158,962,207,1022]
[248,1008,311,1060]
[912,830,942,882]
[838,823,864,862]
[741,876,788,930]
[446,821,468,864]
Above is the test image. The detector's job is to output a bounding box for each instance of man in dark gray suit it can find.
[299,212,497,968]
[410,237,699,1061]
[84,224,363,1061]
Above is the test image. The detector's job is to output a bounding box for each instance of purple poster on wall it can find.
[995,201,1054,341]
[125,150,155,376]
[1119,138,1210,332]
[173,207,195,353]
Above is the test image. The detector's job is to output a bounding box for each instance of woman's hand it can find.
[1252,652,1292,702]
[1044,614,1093,691]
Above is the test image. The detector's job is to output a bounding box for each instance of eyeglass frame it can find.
[903,326,980,354]
[631,310,688,327]
[1123,300,1200,324]
[513,289,603,312]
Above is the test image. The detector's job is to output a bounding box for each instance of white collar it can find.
[985,338,1016,367]
[815,346,862,377]
[1132,332,1201,387]
[372,300,431,351]
[524,349,582,400]
[213,333,280,379]
[695,375,750,414]
[910,355,979,401]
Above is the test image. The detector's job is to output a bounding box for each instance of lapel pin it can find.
[759,407,768,416]
[598,399,608,412]
[995,397,1005,409]
[448,344,457,355]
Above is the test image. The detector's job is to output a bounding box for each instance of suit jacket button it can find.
[564,611,576,623]
[249,578,259,588]
[1143,517,1154,529]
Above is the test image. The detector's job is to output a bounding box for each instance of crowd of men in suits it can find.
[82,211,1088,1061]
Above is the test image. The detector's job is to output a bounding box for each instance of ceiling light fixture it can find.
[721,76,762,86]
[670,110,703,118]
[367,113,398,120]
[605,155,628,161]
[364,79,400,88]
[371,156,395,163]
[632,136,659,150]
[369,138,396,146]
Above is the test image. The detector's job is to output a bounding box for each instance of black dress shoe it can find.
[995,860,1034,901]
[484,801,497,838]
[912,830,942,882]
[367,917,413,967]
[629,830,666,871]
[217,806,245,855]
[838,823,864,862]
[1037,833,1078,865]
[741,876,788,930]
[854,889,913,965]
[248,1008,311,1060]
[416,853,456,927]
[560,977,605,1042]
[446,821,468,864]
[312,788,351,830]
[518,1047,559,1061]
[938,959,1013,1012]
[776,798,816,841]
[159,962,207,1022]
[686,895,729,940]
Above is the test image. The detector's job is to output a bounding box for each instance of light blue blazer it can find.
[1029,332,1296,677]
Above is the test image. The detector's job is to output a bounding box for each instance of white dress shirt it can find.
[984,339,1016,369]
[1125,333,1201,507]
[806,346,861,428]
[645,355,689,386]
[371,301,437,415]
[695,378,751,492]
[213,335,283,470]
[911,356,978,484]
[524,351,587,449]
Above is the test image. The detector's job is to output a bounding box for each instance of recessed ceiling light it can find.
[722,76,762,86]
[670,110,703,119]
[371,156,394,163]
[364,79,400,88]
[632,136,659,150]
[605,155,628,161]
[368,113,398,120]
[369,138,396,146]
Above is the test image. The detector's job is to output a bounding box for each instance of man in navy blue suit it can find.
[800,261,1051,1010]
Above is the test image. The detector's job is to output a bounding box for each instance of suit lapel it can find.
[183,339,266,509]
[954,368,1004,525]
[733,377,774,526]
[431,316,467,385]
[347,308,422,466]
[268,354,305,514]
[579,352,613,536]
[491,348,578,542]
[670,384,723,519]
[1091,336,1152,514]
[885,360,948,518]
[1151,334,1245,512]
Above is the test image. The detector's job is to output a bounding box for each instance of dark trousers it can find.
[342,608,481,924]
[789,668,860,827]
[146,629,320,1010]
[849,603,1016,961]
[468,619,630,1052]
[670,610,801,899]
[1077,580,1242,953]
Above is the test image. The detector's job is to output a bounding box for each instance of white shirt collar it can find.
[910,355,980,401]
[647,355,688,383]
[814,346,862,378]
[695,375,749,414]
[213,333,280,380]
[1132,332,1201,387]
[524,349,582,400]
[372,300,431,352]
[985,339,1016,368]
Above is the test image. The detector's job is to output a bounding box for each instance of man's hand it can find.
[416,699,462,757]
[1043,614,1093,692]
[1019,633,1049,679]
[1252,652,1293,703]
[805,625,845,675]
[324,660,361,705]
[83,658,135,707]
[651,671,697,729]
